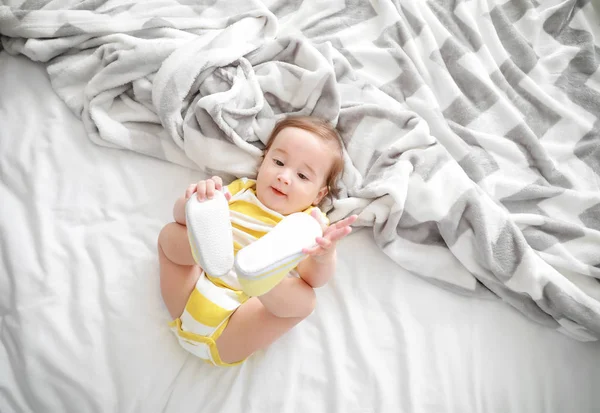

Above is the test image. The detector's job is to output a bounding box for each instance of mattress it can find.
[2,51,600,413]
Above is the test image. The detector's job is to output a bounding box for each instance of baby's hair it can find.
[264,116,344,203]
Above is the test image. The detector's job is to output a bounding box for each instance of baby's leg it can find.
[158,222,200,320]
[216,277,316,364]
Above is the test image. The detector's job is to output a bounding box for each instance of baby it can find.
[157,116,357,366]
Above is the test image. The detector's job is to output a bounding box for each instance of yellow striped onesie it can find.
[168,178,326,367]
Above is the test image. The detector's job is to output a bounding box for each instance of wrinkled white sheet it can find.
[1,52,600,413]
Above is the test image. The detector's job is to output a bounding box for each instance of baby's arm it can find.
[297,213,358,288]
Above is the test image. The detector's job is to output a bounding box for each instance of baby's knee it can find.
[300,287,317,319]
[157,222,179,248]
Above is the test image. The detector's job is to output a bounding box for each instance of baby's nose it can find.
[277,172,290,185]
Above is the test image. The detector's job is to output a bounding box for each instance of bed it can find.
[2,0,600,412]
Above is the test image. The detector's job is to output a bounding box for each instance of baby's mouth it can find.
[270,186,286,197]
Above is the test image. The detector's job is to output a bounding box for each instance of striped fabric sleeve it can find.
[223,177,256,199]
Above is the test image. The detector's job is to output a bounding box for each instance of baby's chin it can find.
[262,198,292,215]
[256,192,299,216]
[256,188,285,214]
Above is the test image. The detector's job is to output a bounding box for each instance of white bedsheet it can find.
[1,52,600,413]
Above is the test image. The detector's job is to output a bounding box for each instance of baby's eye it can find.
[273,159,284,166]
[298,173,309,181]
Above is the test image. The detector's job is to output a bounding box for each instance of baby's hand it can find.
[185,176,231,202]
[302,210,358,259]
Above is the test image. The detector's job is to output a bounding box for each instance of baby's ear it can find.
[313,185,329,205]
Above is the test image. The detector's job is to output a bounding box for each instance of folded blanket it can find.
[2,0,600,341]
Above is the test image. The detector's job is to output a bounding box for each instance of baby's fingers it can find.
[326,226,352,242]
[205,179,216,199]
[302,245,321,255]
[185,184,197,200]
[310,209,328,231]
[345,214,358,226]
[211,176,223,191]
[333,214,358,230]
[196,180,207,201]
[316,236,332,250]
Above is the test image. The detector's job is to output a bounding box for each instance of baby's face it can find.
[256,127,335,215]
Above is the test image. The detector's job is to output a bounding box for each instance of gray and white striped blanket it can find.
[2,0,599,341]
